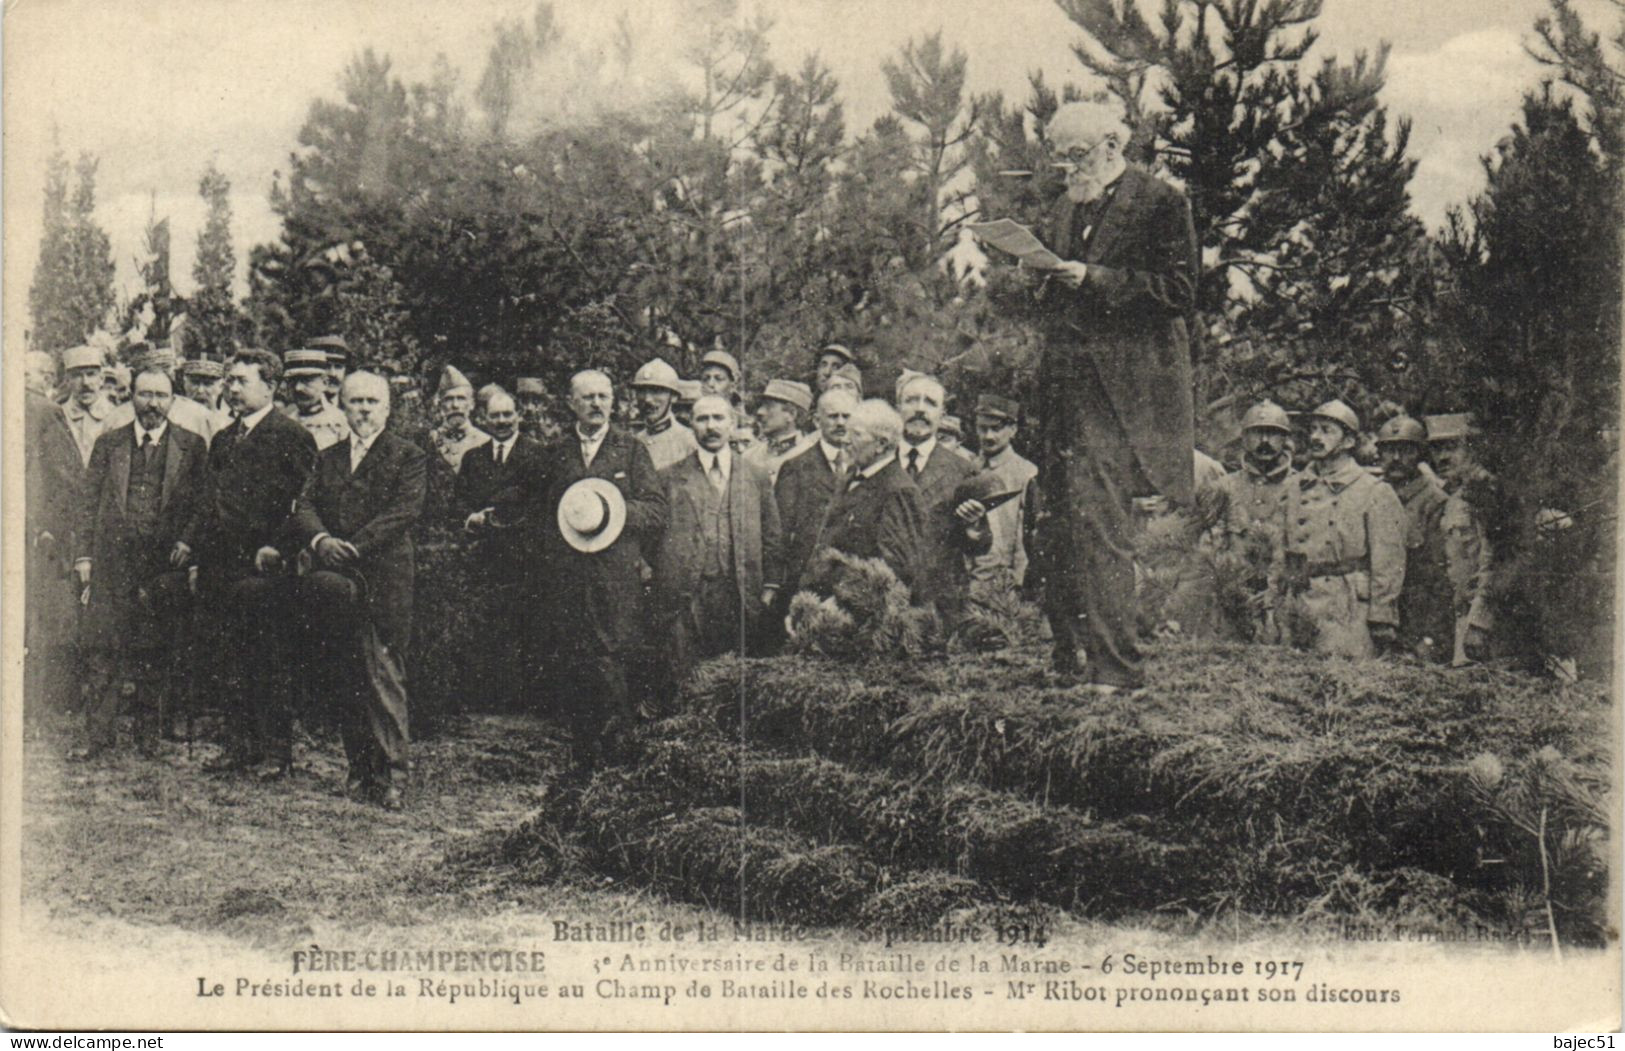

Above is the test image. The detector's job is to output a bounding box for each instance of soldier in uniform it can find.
[673,379,702,430]
[309,335,350,409]
[699,349,741,407]
[814,343,856,392]
[1376,415,1452,660]
[285,348,350,450]
[965,394,1039,607]
[744,379,814,485]
[823,362,863,399]
[1273,400,1407,658]
[630,358,697,472]
[1427,413,1497,666]
[59,345,112,466]
[102,363,132,407]
[428,364,491,472]
[937,415,976,462]
[179,358,235,436]
[1204,400,1297,640]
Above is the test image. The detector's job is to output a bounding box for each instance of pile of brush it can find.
[481,640,1610,944]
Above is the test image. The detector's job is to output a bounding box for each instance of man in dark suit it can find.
[518,369,666,770]
[73,366,208,756]
[288,371,428,809]
[1031,100,1199,692]
[197,350,318,775]
[653,395,783,695]
[455,388,545,709]
[26,351,85,722]
[897,373,980,618]
[808,399,925,592]
[771,388,856,644]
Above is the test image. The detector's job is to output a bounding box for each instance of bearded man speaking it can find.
[1028,100,1199,693]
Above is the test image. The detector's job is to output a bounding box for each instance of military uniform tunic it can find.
[1273,457,1407,657]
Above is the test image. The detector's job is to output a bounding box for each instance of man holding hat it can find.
[1376,415,1452,660]
[287,371,428,809]
[284,348,350,451]
[745,379,815,485]
[1273,400,1406,658]
[59,345,112,466]
[429,364,491,471]
[631,358,697,471]
[1426,413,1498,666]
[965,394,1039,607]
[814,343,856,391]
[652,394,783,694]
[524,369,666,770]
[699,349,741,406]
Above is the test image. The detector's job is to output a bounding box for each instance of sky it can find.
[2,0,1597,353]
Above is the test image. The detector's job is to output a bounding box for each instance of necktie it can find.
[709,455,726,492]
[907,448,920,478]
[141,432,155,467]
[496,441,506,466]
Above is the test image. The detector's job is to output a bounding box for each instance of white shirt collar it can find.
[349,427,382,469]
[238,402,275,434]
[702,445,732,478]
[819,439,844,469]
[133,416,168,446]
[902,435,938,469]
[577,423,608,445]
[856,451,896,481]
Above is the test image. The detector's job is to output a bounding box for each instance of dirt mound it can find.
[485,642,1611,943]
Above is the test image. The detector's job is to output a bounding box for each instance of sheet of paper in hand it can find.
[967,218,1064,269]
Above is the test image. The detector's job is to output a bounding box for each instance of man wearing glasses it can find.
[1029,100,1199,694]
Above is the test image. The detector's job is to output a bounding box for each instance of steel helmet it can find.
[1240,400,1292,434]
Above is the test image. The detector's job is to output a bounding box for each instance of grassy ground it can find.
[20,639,1613,954]
[20,713,710,951]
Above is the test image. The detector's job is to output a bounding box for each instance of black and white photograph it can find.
[1,0,1620,1033]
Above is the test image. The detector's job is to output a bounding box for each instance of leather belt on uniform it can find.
[1305,557,1366,579]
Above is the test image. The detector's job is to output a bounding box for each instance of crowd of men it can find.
[20,100,1499,811]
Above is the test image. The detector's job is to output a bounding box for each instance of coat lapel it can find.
[1084,166,1143,265]
[349,434,385,482]
[112,431,132,512]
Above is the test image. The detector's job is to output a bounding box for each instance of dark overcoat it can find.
[773,442,841,595]
[198,408,317,582]
[809,457,925,591]
[1036,164,1199,506]
[287,430,429,654]
[76,421,209,648]
[530,428,667,656]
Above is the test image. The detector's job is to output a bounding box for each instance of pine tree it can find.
[28,131,75,352]
[29,138,116,352]
[880,32,980,263]
[1054,0,1419,335]
[189,160,240,359]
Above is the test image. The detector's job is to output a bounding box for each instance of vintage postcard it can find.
[2,0,1619,1033]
